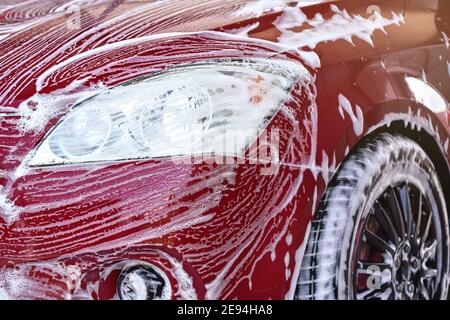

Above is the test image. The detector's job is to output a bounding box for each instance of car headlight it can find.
[28,59,305,167]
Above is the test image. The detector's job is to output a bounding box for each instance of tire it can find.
[295,133,449,300]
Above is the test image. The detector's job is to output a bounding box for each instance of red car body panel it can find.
[0,0,448,299]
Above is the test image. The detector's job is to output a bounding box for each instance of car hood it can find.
[0,0,267,105]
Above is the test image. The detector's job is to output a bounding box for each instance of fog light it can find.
[117,263,171,300]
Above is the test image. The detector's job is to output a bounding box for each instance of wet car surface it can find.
[0,0,449,300]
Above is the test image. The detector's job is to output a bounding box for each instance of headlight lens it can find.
[28,59,305,167]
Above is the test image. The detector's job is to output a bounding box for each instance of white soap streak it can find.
[0,106,19,115]
[165,254,198,300]
[319,150,336,184]
[276,4,404,49]
[367,108,448,155]
[442,32,449,49]
[234,0,290,18]
[285,221,310,299]
[0,14,59,41]
[338,93,364,136]
[53,0,117,12]
[271,5,321,68]
[296,50,321,68]
[0,269,28,300]
[234,0,325,18]
[225,22,260,37]
[274,5,307,29]
[0,5,11,13]
[0,186,19,225]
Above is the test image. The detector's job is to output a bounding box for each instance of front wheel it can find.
[296,133,449,300]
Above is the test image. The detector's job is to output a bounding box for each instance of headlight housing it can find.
[28,59,305,167]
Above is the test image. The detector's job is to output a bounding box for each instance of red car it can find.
[0,0,449,300]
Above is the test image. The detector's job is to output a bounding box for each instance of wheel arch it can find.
[348,118,450,214]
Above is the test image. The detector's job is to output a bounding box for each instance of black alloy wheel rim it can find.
[352,182,446,300]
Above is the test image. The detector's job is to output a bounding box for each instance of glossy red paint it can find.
[0,0,448,299]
